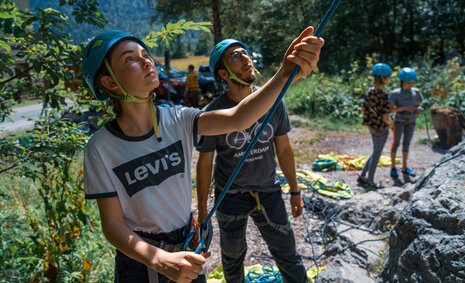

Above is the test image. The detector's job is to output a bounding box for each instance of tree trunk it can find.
[430,107,465,149]
[211,0,222,44]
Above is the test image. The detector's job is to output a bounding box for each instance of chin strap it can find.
[222,57,252,86]
[104,59,162,141]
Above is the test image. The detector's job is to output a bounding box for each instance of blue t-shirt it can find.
[196,89,291,192]
[389,87,423,123]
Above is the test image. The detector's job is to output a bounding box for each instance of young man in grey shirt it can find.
[196,39,307,282]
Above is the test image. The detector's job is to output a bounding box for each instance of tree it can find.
[0,1,209,281]
[149,0,220,41]
[194,31,214,56]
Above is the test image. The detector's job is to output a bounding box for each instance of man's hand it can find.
[152,250,207,283]
[290,195,304,218]
[282,26,325,80]
[198,208,208,225]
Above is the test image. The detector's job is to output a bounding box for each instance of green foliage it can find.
[194,31,214,56]
[0,1,210,281]
[285,61,369,122]
[285,57,465,124]
[144,19,211,49]
[0,114,90,281]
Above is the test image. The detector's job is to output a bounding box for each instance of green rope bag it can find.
[312,158,338,172]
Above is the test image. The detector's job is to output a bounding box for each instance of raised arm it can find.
[197,27,324,136]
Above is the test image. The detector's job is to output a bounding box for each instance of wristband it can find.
[290,190,301,196]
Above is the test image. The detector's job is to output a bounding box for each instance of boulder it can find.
[378,140,465,282]
[316,186,414,282]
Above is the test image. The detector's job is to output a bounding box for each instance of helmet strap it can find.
[222,57,252,86]
[103,58,162,141]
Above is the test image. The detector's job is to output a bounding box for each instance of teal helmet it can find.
[371,63,392,77]
[398,67,417,82]
[209,39,250,82]
[82,30,151,100]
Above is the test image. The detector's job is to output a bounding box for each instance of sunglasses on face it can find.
[228,50,250,63]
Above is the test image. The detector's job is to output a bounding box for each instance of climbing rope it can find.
[246,262,283,283]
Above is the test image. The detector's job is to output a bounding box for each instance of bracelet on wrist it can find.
[290,190,301,196]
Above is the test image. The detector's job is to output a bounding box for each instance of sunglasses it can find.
[228,50,250,63]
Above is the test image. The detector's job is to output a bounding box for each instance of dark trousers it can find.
[215,188,307,283]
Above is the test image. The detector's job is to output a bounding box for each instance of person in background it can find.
[389,67,423,177]
[184,64,201,108]
[81,28,324,282]
[196,38,307,282]
[358,63,393,190]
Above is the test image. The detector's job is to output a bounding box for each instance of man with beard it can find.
[196,39,307,282]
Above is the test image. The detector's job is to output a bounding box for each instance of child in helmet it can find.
[81,28,323,282]
[389,67,423,177]
[359,63,393,190]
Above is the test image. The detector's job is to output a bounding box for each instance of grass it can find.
[154,55,210,71]
[291,117,364,132]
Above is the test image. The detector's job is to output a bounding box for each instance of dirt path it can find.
[190,117,445,277]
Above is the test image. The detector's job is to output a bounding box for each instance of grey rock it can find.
[378,140,465,282]
[318,259,375,283]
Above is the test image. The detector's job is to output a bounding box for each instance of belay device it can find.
[184,0,343,254]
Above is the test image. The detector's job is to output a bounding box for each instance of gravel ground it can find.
[190,118,446,277]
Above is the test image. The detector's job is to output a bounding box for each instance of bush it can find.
[285,58,465,124]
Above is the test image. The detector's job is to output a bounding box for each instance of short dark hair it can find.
[188,64,194,70]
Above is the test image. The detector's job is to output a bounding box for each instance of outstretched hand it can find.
[282,26,325,80]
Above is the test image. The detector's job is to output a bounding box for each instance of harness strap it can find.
[216,191,291,236]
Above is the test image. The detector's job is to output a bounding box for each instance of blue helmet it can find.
[371,63,392,77]
[82,30,151,100]
[209,38,250,82]
[398,67,417,82]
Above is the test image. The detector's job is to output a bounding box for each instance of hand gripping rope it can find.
[191,0,342,254]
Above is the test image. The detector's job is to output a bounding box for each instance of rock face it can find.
[378,141,465,282]
[316,186,415,283]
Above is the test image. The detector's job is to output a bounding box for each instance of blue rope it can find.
[246,262,283,283]
[195,0,342,254]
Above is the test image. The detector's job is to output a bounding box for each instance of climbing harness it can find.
[191,0,343,253]
[181,214,213,253]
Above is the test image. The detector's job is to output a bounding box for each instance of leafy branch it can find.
[144,19,211,48]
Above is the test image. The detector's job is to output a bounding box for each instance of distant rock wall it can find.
[378,141,465,282]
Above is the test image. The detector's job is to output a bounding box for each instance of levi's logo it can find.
[112,141,185,197]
